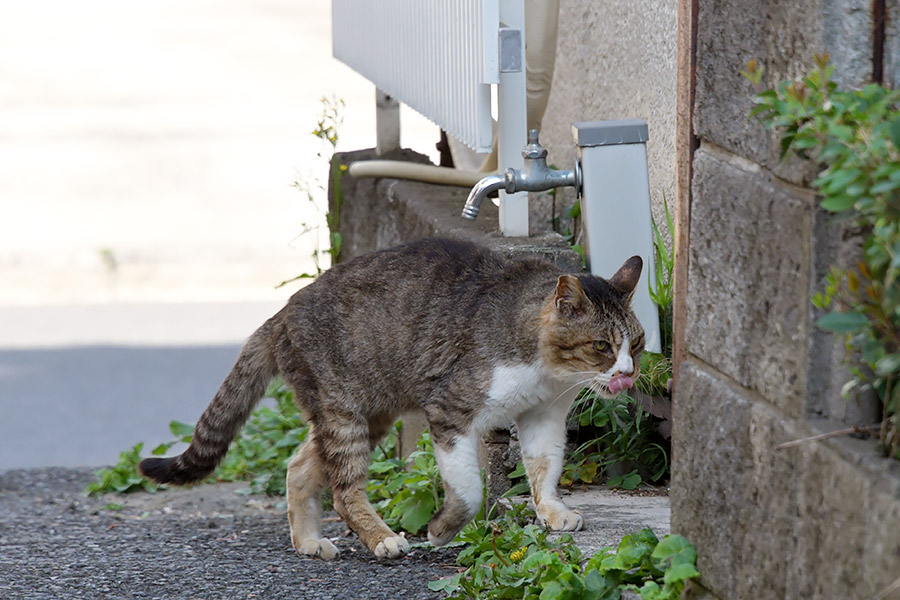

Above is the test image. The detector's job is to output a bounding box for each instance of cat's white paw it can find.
[373,535,410,559]
[540,509,584,532]
[295,537,340,560]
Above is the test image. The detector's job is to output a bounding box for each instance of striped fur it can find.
[138,322,277,484]
[135,238,643,560]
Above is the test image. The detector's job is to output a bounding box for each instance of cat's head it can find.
[539,256,645,398]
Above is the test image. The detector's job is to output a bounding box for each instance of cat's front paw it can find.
[539,508,584,532]
[295,537,340,560]
[373,534,409,559]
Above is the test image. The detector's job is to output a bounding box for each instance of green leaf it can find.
[779,132,796,159]
[621,471,642,490]
[639,581,663,600]
[651,534,697,567]
[875,354,900,377]
[890,116,900,150]
[583,570,605,592]
[636,527,660,547]
[508,462,527,479]
[870,179,900,194]
[398,496,434,534]
[819,168,862,195]
[820,194,857,212]
[662,562,701,585]
[567,200,582,220]
[168,420,195,438]
[539,581,564,600]
[816,311,868,333]
[501,480,532,498]
[428,576,460,592]
[368,460,400,474]
[330,231,343,257]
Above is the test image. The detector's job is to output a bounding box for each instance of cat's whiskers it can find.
[588,380,607,397]
[546,372,604,409]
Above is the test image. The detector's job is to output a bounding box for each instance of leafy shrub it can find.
[87,381,446,535]
[746,55,900,457]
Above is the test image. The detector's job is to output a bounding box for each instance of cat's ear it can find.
[555,275,589,318]
[608,256,643,299]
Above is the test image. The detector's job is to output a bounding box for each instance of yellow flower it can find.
[509,546,529,563]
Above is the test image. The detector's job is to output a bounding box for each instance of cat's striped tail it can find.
[139,321,278,485]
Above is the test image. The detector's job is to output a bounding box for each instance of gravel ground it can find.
[0,468,459,600]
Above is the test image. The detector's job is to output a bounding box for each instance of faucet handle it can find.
[522,129,548,160]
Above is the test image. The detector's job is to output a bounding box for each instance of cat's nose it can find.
[613,355,634,376]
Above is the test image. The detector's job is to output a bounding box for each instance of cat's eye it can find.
[631,338,644,351]
[593,340,610,353]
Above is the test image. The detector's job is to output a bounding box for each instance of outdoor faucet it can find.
[461,129,580,220]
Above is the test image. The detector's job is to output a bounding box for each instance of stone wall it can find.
[332,148,581,272]
[672,1,900,598]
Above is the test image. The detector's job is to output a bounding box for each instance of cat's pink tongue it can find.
[608,374,634,394]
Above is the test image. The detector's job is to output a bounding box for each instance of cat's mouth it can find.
[594,373,635,397]
[608,374,634,394]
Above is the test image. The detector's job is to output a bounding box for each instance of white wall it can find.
[539,0,678,249]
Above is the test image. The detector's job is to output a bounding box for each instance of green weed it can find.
[429,502,699,600]
[282,95,346,287]
[86,442,159,495]
[367,428,444,535]
[566,392,668,489]
[504,391,669,494]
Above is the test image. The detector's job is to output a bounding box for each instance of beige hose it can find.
[348,160,494,187]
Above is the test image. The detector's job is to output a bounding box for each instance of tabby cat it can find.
[139,238,644,560]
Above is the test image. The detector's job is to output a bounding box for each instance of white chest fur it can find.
[473,359,578,432]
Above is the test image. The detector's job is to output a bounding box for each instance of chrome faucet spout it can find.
[461,130,580,221]
[461,173,507,220]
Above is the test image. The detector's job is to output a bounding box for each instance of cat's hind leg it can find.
[286,428,339,560]
[427,431,482,546]
[318,415,409,559]
[516,401,584,532]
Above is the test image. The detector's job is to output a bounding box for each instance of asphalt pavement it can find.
[0,467,668,600]
[0,468,461,600]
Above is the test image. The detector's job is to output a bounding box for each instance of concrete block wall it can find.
[332,148,581,272]
[672,1,900,597]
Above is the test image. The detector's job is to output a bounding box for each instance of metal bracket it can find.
[498,28,522,73]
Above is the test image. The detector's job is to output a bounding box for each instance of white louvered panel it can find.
[332,0,498,152]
